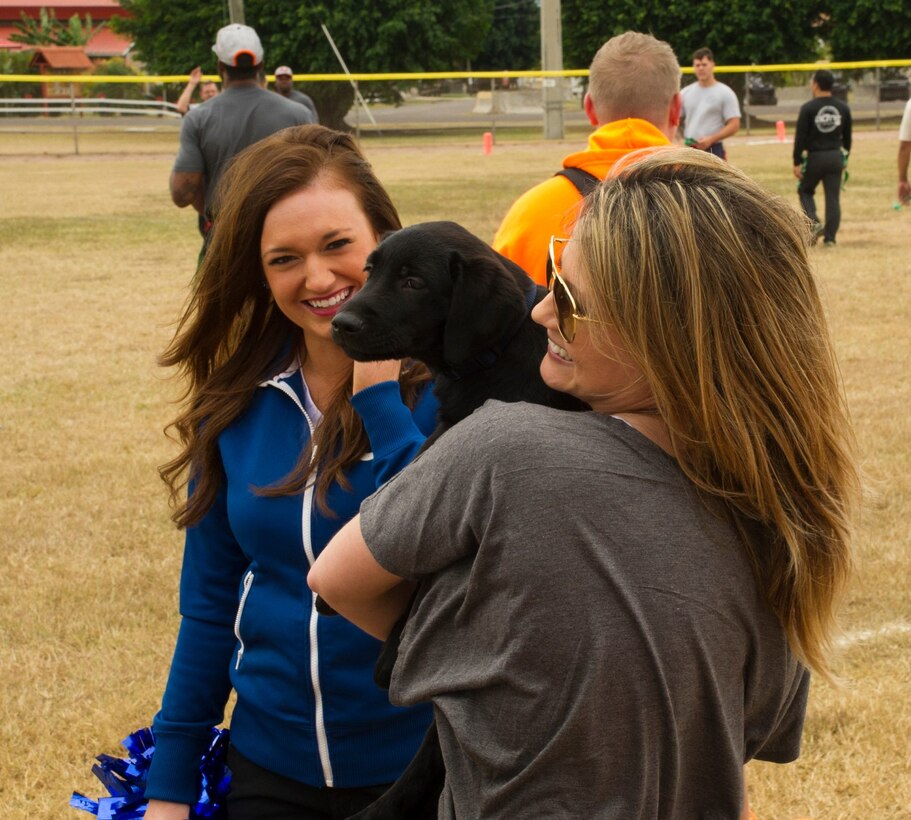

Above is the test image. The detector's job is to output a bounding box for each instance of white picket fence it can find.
[0,96,182,118]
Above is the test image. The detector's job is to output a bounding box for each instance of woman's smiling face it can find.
[532,238,655,415]
[260,176,378,347]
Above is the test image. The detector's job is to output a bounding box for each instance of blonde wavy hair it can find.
[574,147,858,677]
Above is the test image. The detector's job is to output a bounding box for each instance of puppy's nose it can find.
[331,312,365,337]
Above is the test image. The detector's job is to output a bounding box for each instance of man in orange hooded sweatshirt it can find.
[493,31,682,284]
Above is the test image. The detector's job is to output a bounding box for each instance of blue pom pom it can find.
[71,727,231,819]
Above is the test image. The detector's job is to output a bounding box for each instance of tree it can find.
[0,49,42,98]
[11,8,105,47]
[111,4,223,72]
[473,0,540,72]
[560,0,826,70]
[85,57,146,100]
[826,0,911,60]
[558,0,828,104]
[113,0,494,129]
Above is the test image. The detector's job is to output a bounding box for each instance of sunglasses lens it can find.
[548,238,575,343]
[552,275,575,342]
[551,235,564,271]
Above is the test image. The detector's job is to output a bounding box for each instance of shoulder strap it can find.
[555,167,601,197]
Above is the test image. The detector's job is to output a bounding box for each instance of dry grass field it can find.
[0,124,908,819]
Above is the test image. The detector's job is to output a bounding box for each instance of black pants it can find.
[707,141,726,160]
[798,149,844,242]
[225,746,392,820]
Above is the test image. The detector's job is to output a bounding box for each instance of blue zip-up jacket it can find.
[145,362,438,804]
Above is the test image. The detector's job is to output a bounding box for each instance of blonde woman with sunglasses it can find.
[310,148,859,819]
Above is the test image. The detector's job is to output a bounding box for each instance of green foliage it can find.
[85,57,146,100]
[11,8,105,47]
[264,0,494,127]
[263,0,491,73]
[473,0,540,71]
[65,12,105,46]
[0,49,42,98]
[561,0,826,70]
[111,0,494,129]
[827,0,911,60]
[11,8,56,45]
[111,3,224,73]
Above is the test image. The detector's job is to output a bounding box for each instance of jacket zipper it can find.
[264,370,335,787]
[303,475,334,787]
[234,570,254,670]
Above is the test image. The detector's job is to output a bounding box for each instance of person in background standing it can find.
[680,47,741,160]
[793,69,852,246]
[175,66,219,116]
[273,65,319,122]
[493,31,681,284]
[896,92,911,205]
[169,24,313,249]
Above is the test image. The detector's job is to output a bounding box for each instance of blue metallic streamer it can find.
[70,727,230,819]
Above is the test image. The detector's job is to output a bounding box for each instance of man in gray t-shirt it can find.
[170,24,314,238]
[360,401,809,819]
[680,47,741,160]
[273,65,320,123]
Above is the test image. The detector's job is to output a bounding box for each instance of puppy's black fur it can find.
[331,220,584,439]
[328,221,585,819]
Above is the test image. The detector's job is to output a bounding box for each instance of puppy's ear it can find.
[443,250,527,367]
[366,230,398,269]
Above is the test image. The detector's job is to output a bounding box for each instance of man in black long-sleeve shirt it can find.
[793,69,852,246]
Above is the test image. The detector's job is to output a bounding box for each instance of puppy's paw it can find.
[315,594,339,616]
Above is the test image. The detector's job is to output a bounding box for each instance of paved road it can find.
[350,94,907,131]
[1,95,904,136]
[345,95,589,131]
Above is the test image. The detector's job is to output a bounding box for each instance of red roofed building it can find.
[0,2,132,58]
[29,43,93,96]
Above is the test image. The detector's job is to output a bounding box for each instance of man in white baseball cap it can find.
[272,64,319,122]
[212,23,264,67]
[167,23,314,256]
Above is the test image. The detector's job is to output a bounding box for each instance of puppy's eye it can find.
[363,262,373,277]
[402,277,425,290]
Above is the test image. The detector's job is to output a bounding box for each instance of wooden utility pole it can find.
[228,0,245,24]
[540,0,564,139]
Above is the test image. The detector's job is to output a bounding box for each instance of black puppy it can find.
[328,221,585,819]
[331,220,583,438]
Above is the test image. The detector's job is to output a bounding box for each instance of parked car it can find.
[830,72,850,102]
[745,75,777,106]
[879,69,910,102]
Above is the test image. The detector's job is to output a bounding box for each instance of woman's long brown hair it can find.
[575,148,859,679]
[159,125,430,526]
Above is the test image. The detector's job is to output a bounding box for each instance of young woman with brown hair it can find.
[144,125,435,820]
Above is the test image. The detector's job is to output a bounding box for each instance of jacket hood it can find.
[563,119,670,179]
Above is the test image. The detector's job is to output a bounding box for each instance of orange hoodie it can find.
[492,119,670,284]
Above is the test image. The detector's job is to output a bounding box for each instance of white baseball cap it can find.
[275,66,293,77]
[212,24,264,67]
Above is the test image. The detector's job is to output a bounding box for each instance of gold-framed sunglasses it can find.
[545,236,602,343]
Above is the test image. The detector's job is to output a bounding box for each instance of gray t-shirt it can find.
[282,87,320,123]
[173,84,314,211]
[681,81,741,140]
[361,401,809,819]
